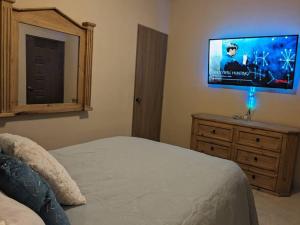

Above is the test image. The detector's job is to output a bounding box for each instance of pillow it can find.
[0,192,45,225]
[0,153,70,225]
[0,133,86,205]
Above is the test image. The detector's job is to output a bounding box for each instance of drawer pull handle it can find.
[210,146,214,151]
[254,157,258,162]
[252,175,256,180]
[212,130,216,134]
[256,138,260,143]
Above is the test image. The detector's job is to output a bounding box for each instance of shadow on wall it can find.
[0,112,89,128]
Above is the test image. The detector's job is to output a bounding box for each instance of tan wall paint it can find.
[161,0,300,188]
[0,0,170,149]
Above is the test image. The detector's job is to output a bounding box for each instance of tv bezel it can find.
[208,35,299,91]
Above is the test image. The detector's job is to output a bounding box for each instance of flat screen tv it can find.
[208,35,299,89]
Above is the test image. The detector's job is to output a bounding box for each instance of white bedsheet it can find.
[51,136,258,225]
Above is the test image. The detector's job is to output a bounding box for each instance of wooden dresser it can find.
[190,113,300,196]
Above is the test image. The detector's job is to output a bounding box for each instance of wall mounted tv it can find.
[208,35,299,90]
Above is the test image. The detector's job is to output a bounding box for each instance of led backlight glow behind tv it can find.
[208,35,299,91]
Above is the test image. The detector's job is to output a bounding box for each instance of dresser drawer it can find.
[196,120,233,142]
[237,128,283,152]
[196,140,230,159]
[191,114,300,196]
[236,148,279,171]
[245,171,277,191]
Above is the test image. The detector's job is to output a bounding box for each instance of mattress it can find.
[51,136,258,225]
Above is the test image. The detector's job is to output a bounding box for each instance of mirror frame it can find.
[0,0,95,117]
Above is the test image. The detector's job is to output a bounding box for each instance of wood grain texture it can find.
[276,134,299,195]
[236,148,279,171]
[0,5,95,116]
[245,170,277,191]
[196,120,234,142]
[13,7,87,30]
[82,22,96,111]
[190,117,198,149]
[196,140,231,159]
[10,10,18,110]
[13,8,86,36]
[236,127,283,152]
[2,0,15,3]
[190,113,300,196]
[239,163,277,177]
[76,29,86,110]
[12,8,86,114]
[14,103,82,114]
[192,113,300,134]
[132,25,168,141]
[0,0,14,116]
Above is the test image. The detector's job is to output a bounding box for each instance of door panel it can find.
[132,25,168,141]
[26,35,65,104]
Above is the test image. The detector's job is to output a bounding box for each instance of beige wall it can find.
[161,0,300,188]
[0,0,170,149]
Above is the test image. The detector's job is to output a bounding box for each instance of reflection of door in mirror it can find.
[18,23,79,105]
[26,35,65,104]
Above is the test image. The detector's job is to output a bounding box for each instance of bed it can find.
[51,136,258,225]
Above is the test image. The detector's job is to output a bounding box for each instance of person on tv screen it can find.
[221,43,248,73]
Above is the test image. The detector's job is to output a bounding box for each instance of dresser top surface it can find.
[192,113,300,134]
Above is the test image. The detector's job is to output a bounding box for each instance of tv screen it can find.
[209,35,299,89]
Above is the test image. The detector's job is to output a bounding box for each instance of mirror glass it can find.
[18,23,79,105]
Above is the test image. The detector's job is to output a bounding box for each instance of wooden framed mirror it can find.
[0,0,95,117]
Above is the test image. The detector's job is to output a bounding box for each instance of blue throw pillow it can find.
[0,153,70,225]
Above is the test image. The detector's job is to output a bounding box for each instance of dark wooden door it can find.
[132,25,168,141]
[26,35,65,104]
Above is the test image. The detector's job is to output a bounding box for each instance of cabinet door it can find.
[236,127,283,152]
[196,140,231,159]
[196,120,233,142]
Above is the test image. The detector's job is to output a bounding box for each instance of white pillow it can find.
[0,192,45,225]
[0,133,86,206]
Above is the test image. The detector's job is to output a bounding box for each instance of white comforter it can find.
[51,137,258,225]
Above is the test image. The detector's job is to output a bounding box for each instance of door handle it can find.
[27,86,34,92]
[135,97,142,104]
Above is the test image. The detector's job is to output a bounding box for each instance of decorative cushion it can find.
[0,133,86,205]
[0,153,70,225]
[0,192,45,225]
